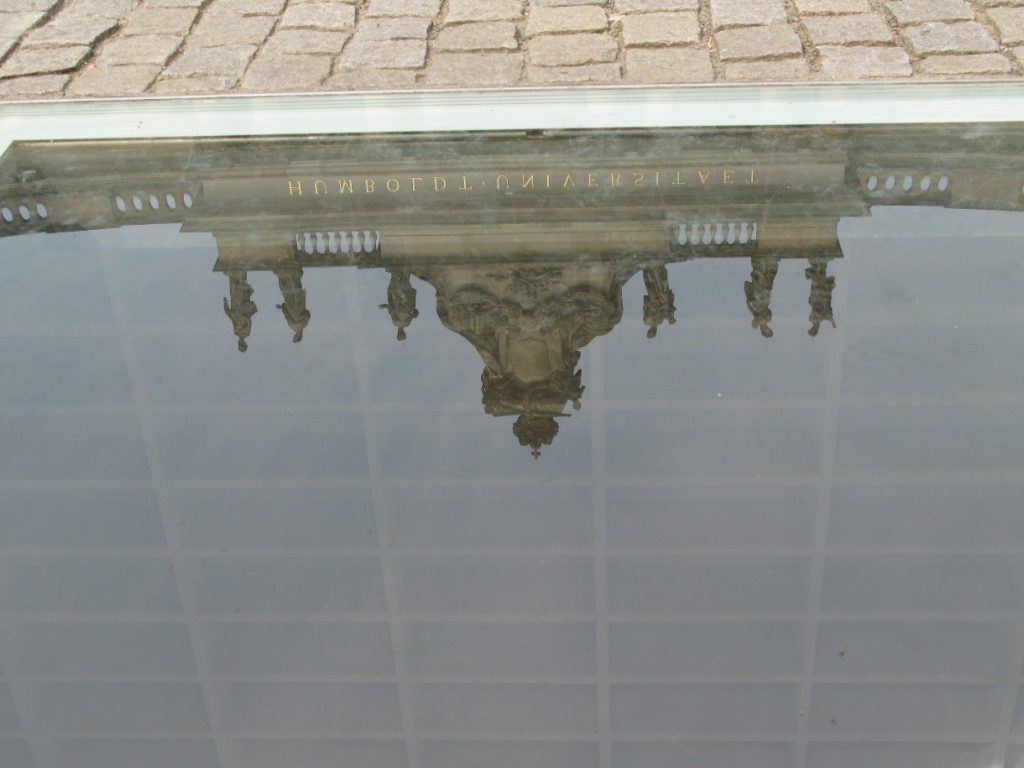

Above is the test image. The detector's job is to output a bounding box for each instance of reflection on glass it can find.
[1,123,1024,768]
[8,124,984,455]
[214,252,835,456]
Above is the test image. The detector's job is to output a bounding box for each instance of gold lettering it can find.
[386,177,400,193]
[338,178,354,194]
[672,172,686,187]
[563,174,576,188]
[496,174,510,190]
[722,169,734,184]
[698,170,711,185]
[747,169,760,184]
[313,179,327,195]
[287,180,303,196]
[410,177,422,192]
[434,176,447,191]
[545,173,551,189]
[522,174,535,189]
[655,171,662,187]
[587,172,599,188]
[364,178,376,194]
[633,172,644,186]
[459,176,473,191]
[610,173,621,187]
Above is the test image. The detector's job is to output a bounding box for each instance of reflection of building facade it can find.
[1,125,1022,454]
[211,251,834,457]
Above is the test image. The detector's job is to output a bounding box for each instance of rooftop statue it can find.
[642,264,677,339]
[805,258,837,336]
[222,270,258,353]
[745,256,780,338]
[274,267,311,343]
[380,268,419,341]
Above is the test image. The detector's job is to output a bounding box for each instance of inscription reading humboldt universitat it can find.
[284,167,763,197]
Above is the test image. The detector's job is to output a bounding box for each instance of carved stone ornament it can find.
[425,263,626,457]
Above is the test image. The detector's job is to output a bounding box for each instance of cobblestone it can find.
[715,24,802,60]
[0,0,59,10]
[817,45,913,77]
[794,0,870,13]
[121,7,197,36]
[66,63,160,95]
[3,45,91,76]
[615,0,698,11]
[903,22,998,54]
[529,32,618,64]
[240,53,332,90]
[987,7,1024,45]
[162,43,256,78]
[803,14,893,45]
[527,62,620,82]
[624,47,713,80]
[725,58,811,79]
[324,68,417,88]
[621,12,700,45]
[262,29,351,54]
[97,33,182,65]
[3,0,1024,99]
[151,75,237,93]
[885,0,974,25]
[709,0,787,28]
[0,13,47,39]
[216,0,287,14]
[189,15,276,46]
[23,13,118,46]
[279,3,355,31]
[338,38,428,69]
[0,74,69,97]
[354,17,432,41]
[365,0,442,18]
[76,0,139,18]
[426,51,525,84]
[447,0,524,22]
[917,52,1012,74]
[435,21,519,51]
[526,6,608,36]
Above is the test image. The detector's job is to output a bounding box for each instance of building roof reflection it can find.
[1,123,1021,455]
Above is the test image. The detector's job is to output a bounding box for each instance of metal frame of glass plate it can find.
[0,83,1024,151]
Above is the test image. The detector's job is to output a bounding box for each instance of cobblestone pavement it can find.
[1,0,1024,99]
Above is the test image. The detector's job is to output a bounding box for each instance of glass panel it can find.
[0,121,1023,768]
